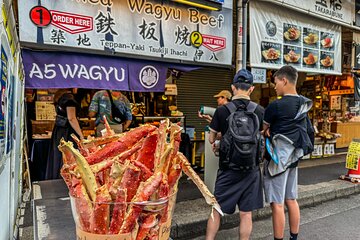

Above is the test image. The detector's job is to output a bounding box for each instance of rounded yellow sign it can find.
[190,31,203,48]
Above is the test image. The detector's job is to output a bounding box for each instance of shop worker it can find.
[89,90,132,136]
[198,90,232,123]
[262,65,314,240]
[206,69,264,240]
[46,89,84,180]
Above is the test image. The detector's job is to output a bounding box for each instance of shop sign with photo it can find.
[249,1,341,75]
[18,0,233,66]
[271,0,355,26]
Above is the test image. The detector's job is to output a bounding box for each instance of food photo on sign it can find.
[283,23,301,45]
[303,27,319,48]
[261,41,281,64]
[303,48,319,68]
[320,51,334,70]
[320,32,334,51]
[283,45,301,65]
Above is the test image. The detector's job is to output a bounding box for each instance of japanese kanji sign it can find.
[19,0,233,66]
[346,141,360,170]
[271,0,355,27]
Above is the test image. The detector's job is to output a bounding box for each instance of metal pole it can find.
[235,0,249,71]
[242,0,248,70]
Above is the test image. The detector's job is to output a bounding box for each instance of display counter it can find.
[331,121,360,148]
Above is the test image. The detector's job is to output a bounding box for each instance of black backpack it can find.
[219,101,262,171]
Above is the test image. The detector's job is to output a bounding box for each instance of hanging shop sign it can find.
[249,1,341,75]
[18,0,233,66]
[22,49,170,92]
[251,68,267,84]
[272,0,355,27]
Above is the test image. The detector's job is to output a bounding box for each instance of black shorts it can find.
[214,168,263,214]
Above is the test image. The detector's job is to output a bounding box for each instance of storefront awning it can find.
[22,49,198,92]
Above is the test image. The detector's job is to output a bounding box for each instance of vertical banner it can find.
[354,73,360,101]
[6,74,13,154]
[0,45,7,156]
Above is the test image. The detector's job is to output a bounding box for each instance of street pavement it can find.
[191,190,360,240]
[170,154,360,239]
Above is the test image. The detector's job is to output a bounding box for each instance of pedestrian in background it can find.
[89,90,132,136]
[206,69,264,240]
[46,89,84,179]
[198,90,232,123]
[262,66,314,240]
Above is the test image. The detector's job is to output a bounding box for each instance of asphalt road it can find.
[191,192,360,240]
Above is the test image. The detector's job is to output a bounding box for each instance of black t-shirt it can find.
[56,93,78,117]
[264,95,301,136]
[210,98,265,136]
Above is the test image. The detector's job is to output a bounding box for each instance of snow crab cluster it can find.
[59,118,222,239]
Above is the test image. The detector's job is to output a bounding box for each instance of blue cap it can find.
[233,69,253,84]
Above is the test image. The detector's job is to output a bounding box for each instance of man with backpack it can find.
[262,66,314,240]
[206,69,264,240]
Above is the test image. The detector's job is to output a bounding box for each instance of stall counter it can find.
[331,121,360,148]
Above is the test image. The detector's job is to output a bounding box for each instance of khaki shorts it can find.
[263,160,298,204]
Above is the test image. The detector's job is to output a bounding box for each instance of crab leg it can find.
[109,188,127,234]
[103,115,115,136]
[135,132,158,171]
[59,139,98,201]
[120,172,163,234]
[161,123,182,174]
[154,120,169,168]
[136,214,158,240]
[178,152,224,217]
[71,134,89,157]
[86,126,155,164]
[168,163,182,193]
[119,164,141,202]
[82,125,156,147]
[73,181,93,232]
[91,185,112,234]
[131,160,153,181]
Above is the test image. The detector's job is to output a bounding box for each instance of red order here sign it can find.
[202,34,226,52]
[50,10,93,34]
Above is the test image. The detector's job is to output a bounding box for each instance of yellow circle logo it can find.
[190,31,203,48]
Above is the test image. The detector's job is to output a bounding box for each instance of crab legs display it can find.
[59,119,223,239]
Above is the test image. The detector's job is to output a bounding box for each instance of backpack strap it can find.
[246,101,257,113]
[224,102,237,114]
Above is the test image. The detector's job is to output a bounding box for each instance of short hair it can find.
[273,65,298,84]
[232,82,252,91]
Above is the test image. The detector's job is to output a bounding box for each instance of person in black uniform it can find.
[45,89,84,179]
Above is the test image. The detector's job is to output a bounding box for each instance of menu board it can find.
[250,1,341,75]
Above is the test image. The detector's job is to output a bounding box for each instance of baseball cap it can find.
[213,90,232,100]
[233,69,253,84]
